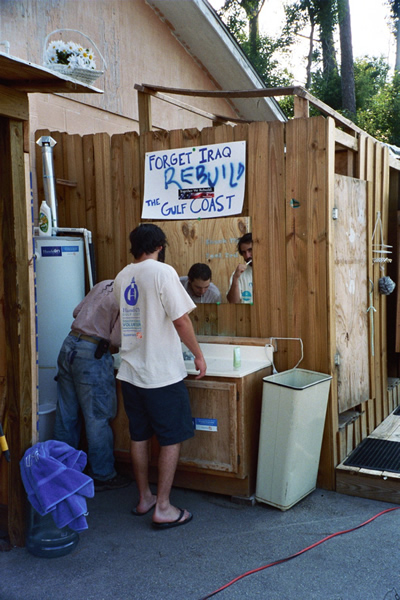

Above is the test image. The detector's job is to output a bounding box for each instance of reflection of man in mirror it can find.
[180,263,222,304]
[227,233,253,304]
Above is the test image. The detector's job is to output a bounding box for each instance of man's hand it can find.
[194,355,207,379]
[173,313,207,379]
[227,263,248,304]
[233,263,247,279]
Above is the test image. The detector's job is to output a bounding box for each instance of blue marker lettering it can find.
[207,167,219,187]
[198,148,208,163]
[164,167,181,190]
[196,165,208,185]
[226,194,234,209]
[215,195,224,211]
[161,202,187,216]
[229,162,245,187]
[181,167,194,185]
[180,152,192,166]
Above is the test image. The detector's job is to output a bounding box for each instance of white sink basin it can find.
[184,343,273,378]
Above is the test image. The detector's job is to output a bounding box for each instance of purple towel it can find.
[20,441,94,532]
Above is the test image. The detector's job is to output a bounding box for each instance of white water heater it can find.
[35,236,85,438]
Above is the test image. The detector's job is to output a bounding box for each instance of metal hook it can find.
[369,279,374,294]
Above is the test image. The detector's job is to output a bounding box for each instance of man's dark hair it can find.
[129,224,167,259]
[188,263,212,282]
[237,232,252,255]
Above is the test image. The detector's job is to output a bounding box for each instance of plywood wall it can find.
[334,175,369,413]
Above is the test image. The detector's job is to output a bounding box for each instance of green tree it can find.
[354,57,390,110]
[283,0,342,106]
[387,0,400,71]
[282,1,317,89]
[217,0,293,86]
[338,0,356,117]
[356,70,400,145]
[216,0,396,142]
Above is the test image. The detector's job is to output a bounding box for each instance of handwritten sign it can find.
[141,141,246,220]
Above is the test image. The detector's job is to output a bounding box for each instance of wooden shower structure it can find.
[2,83,400,544]
[34,85,400,499]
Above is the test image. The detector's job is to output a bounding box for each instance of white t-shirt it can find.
[228,265,253,303]
[114,259,196,388]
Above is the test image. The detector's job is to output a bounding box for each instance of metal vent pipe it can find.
[36,136,58,231]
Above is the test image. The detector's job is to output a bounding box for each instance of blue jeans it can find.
[54,334,117,481]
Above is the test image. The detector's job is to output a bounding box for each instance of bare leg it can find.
[153,442,191,524]
[131,440,157,514]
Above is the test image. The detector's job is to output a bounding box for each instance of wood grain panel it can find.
[249,121,286,340]
[334,175,369,412]
[82,134,97,246]
[0,118,33,545]
[63,134,85,227]
[182,380,238,473]
[93,133,113,281]
[285,116,329,372]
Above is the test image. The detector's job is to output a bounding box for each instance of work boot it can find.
[93,474,131,492]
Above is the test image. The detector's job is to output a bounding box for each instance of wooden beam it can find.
[389,155,400,171]
[135,83,302,99]
[335,128,358,151]
[296,88,365,135]
[135,83,371,139]
[137,87,251,126]
[137,91,152,135]
[0,83,29,120]
[55,178,77,187]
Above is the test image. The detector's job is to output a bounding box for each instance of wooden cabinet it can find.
[174,367,271,498]
[112,366,271,499]
[180,379,239,475]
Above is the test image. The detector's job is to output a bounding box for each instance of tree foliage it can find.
[215,0,400,144]
[218,0,293,87]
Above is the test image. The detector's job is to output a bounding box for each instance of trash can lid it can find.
[263,368,332,390]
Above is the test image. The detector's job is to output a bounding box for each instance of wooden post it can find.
[293,95,309,119]
[137,91,152,135]
[0,117,34,546]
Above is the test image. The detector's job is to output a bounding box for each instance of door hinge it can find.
[332,207,339,220]
[237,454,241,465]
[334,352,340,366]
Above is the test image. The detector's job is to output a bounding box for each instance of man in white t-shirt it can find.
[114,224,206,530]
[227,232,253,304]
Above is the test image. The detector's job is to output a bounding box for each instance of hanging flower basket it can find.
[43,29,107,85]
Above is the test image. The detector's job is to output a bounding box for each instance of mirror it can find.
[152,217,251,304]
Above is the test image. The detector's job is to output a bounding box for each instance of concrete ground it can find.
[1,483,400,600]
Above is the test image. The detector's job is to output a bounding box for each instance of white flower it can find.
[44,39,98,71]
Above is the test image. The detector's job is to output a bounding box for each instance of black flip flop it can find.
[131,503,156,517]
[152,509,193,530]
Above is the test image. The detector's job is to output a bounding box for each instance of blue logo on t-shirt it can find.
[242,290,252,303]
[124,278,139,306]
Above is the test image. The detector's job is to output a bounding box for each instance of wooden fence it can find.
[34,116,398,489]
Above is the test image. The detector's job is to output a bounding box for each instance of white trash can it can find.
[255,368,332,511]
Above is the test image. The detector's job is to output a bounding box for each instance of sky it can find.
[209,0,396,85]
